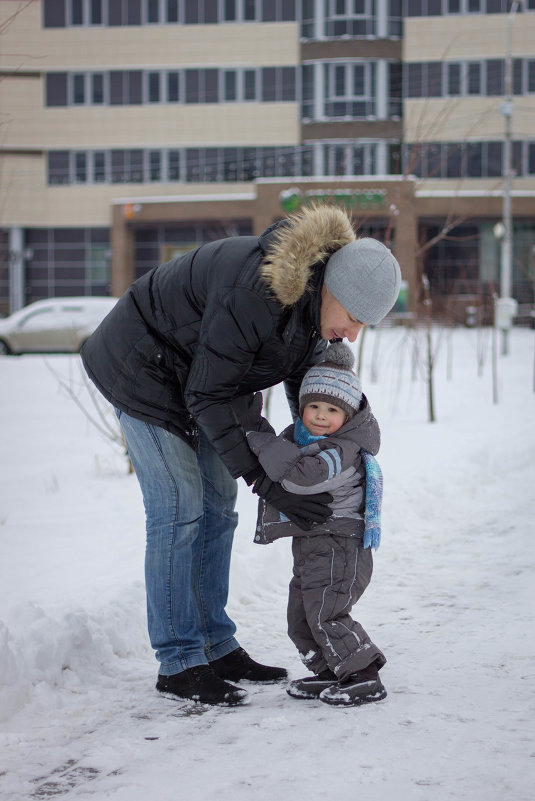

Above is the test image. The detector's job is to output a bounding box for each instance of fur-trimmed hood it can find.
[260,205,356,307]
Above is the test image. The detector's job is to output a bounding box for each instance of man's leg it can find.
[195,431,287,683]
[117,410,214,674]
[193,430,240,662]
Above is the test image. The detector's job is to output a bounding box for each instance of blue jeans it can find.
[116,409,240,675]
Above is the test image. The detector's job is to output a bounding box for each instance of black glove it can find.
[252,470,332,532]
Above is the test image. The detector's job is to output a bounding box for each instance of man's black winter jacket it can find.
[81,205,356,479]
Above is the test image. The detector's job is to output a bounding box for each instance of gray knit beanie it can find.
[299,341,362,421]
[324,238,402,326]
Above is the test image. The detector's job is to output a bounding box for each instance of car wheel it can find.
[0,339,11,356]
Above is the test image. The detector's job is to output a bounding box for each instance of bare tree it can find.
[46,359,133,473]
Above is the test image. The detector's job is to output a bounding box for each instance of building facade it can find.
[1,0,534,317]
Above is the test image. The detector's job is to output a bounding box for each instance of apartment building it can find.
[1,0,534,317]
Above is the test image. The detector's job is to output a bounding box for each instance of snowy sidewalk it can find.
[1,327,534,801]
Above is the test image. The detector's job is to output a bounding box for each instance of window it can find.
[90,0,103,23]
[74,152,87,182]
[388,0,403,36]
[146,0,160,22]
[513,60,523,95]
[324,61,375,118]
[445,143,463,178]
[528,143,535,175]
[110,149,144,182]
[224,0,237,20]
[109,70,142,104]
[427,63,442,97]
[166,0,179,22]
[42,0,298,26]
[224,71,237,101]
[149,150,162,181]
[91,73,105,103]
[486,141,502,177]
[324,0,375,37]
[486,60,503,96]
[447,63,461,96]
[70,0,84,25]
[407,63,423,98]
[467,62,481,95]
[427,144,443,179]
[389,62,402,117]
[72,73,86,104]
[262,68,277,102]
[205,69,218,103]
[148,72,161,102]
[281,66,296,101]
[244,0,256,20]
[167,72,180,102]
[528,60,535,93]
[48,151,70,184]
[109,0,142,25]
[186,148,201,181]
[244,70,257,100]
[46,73,68,106]
[168,150,181,180]
[321,141,379,177]
[301,64,315,119]
[44,0,66,27]
[93,151,107,182]
[466,142,482,176]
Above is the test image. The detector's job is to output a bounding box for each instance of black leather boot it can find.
[286,669,338,700]
[156,665,249,705]
[210,647,287,682]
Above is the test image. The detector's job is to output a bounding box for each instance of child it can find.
[246,341,387,707]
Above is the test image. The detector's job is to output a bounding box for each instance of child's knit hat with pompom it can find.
[299,340,362,421]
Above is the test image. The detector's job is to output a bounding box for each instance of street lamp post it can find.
[497,0,520,355]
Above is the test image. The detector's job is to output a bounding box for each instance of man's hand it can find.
[252,471,332,531]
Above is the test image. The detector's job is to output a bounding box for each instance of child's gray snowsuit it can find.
[247,396,386,681]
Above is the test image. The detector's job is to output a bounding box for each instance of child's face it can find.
[302,401,347,437]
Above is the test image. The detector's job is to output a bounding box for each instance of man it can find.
[81,204,401,706]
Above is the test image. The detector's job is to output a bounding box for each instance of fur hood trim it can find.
[260,205,356,307]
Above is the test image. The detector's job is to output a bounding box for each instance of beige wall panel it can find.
[404,14,535,61]
[1,152,255,226]
[415,176,535,195]
[0,154,47,225]
[404,97,535,141]
[0,88,299,148]
[0,78,43,145]
[0,2,298,70]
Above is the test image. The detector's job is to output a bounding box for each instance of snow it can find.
[1,325,534,801]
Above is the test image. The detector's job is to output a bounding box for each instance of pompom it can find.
[324,340,355,370]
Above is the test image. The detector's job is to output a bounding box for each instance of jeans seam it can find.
[142,421,185,654]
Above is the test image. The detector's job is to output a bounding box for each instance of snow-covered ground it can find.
[1,325,534,801]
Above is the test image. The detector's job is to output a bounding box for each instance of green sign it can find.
[280,187,387,213]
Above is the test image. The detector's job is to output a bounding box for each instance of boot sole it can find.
[319,680,387,707]
[158,690,250,706]
[286,678,338,700]
[216,673,288,684]
[156,687,249,706]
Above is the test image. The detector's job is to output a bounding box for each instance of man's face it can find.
[319,285,364,342]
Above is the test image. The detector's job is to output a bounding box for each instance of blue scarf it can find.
[293,417,326,447]
[361,451,382,551]
[293,418,382,550]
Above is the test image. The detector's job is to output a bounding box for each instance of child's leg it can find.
[287,538,331,675]
[299,535,386,682]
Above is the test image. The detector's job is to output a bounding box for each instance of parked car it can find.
[0,297,118,355]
